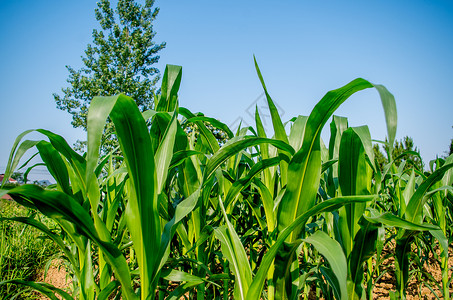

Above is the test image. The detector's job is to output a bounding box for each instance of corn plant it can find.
[1,61,452,299]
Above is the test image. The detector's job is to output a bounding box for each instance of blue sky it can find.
[1,0,453,180]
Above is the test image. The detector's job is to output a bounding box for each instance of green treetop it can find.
[373,136,424,172]
[54,0,165,152]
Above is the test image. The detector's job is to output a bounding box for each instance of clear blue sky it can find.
[1,0,453,180]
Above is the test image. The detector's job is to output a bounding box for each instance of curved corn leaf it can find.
[2,129,35,188]
[405,163,453,224]
[254,178,276,232]
[86,95,118,199]
[169,150,203,169]
[36,141,71,195]
[184,116,234,139]
[162,269,204,284]
[0,280,72,300]
[246,195,376,300]
[348,217,381,299]
[338,126,372,257]
[303,231,348,300]
[204,136,295,183]
[6,185,135,299]
[288,115,308,152]
[156,188,201,274]
[254,56,290,186]
[155,112,178,194]
[108,94,159,298]
[0,216,79,276]
[253,56,288,145]
[373,84,397,156]
[98,280,120,300]
[156,64,182,112]
[278,78,374,241]
[215,199,253,300]
[224,156,281,209]
[364,211,439,231]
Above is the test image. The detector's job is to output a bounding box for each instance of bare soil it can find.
[35,259,71,300]
[373,242,453,300]
[35,243,453,299]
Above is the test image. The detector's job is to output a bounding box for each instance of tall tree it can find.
[373,136,424,171]
[448,126,453,156]
[54,0,165,152]
[449,139,453,156]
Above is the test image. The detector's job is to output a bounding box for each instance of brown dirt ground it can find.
[35,259,71,300]
[36,243,453,300]
[373,242,453,300]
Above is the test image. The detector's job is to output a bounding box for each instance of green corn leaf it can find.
[156,188,201,274]
[442,154,453,186]
[184,115,234,139]
[255,105,268,140]
[2,129,35,188]
[156,64,182,112]
[169,150,203,169]
[288,115,309,152]
[180,107,221,154]
[36,141,71,195]
[348,217,381,299]
[247,195,376,300]
[338,127,373,196]
[430,229,449,259]
[108,94,159,298]
[142,108,157,121]
[224,156,281,209]
[338,126,372,256]
[254,178,276,232]
[322,159,338,174]
[394,232,417,297]
[405,163,453,224]
[327,116,349,196]
[6,185,136,299]
[155,112,178,194]
[36,129,86,178]
[401,169,416,216]
[166,282,205,300]
[329,115,349,162]
[364,211,439,231]
[272,241,302,299]
[203,136,295,183]
[161,269,204,284]
[86,95,118,199]
[320,266,341,300]
[215,199,253,300]
[0,280,73,300]
[373,84,397,156]
[349,126,376,172]
[98,281,120,300]
[277,78,374,241]
[0,216,80,276]
[303,231,348,300]
[2,140,40,189]
[254,56,290,186]
[80,240,95,300]
[253,56,289,145]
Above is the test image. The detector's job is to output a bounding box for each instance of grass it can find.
[0,198,60,299]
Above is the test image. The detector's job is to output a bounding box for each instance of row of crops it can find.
[1,62,452,299]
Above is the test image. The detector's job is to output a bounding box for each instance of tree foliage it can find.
[448,126,453,156]
[54,0,165,152]
[449,139,453,156]
[373,136,424,171]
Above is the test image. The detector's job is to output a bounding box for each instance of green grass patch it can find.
[0,199,60,299]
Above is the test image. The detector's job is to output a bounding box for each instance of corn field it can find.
[1,61,453,300]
